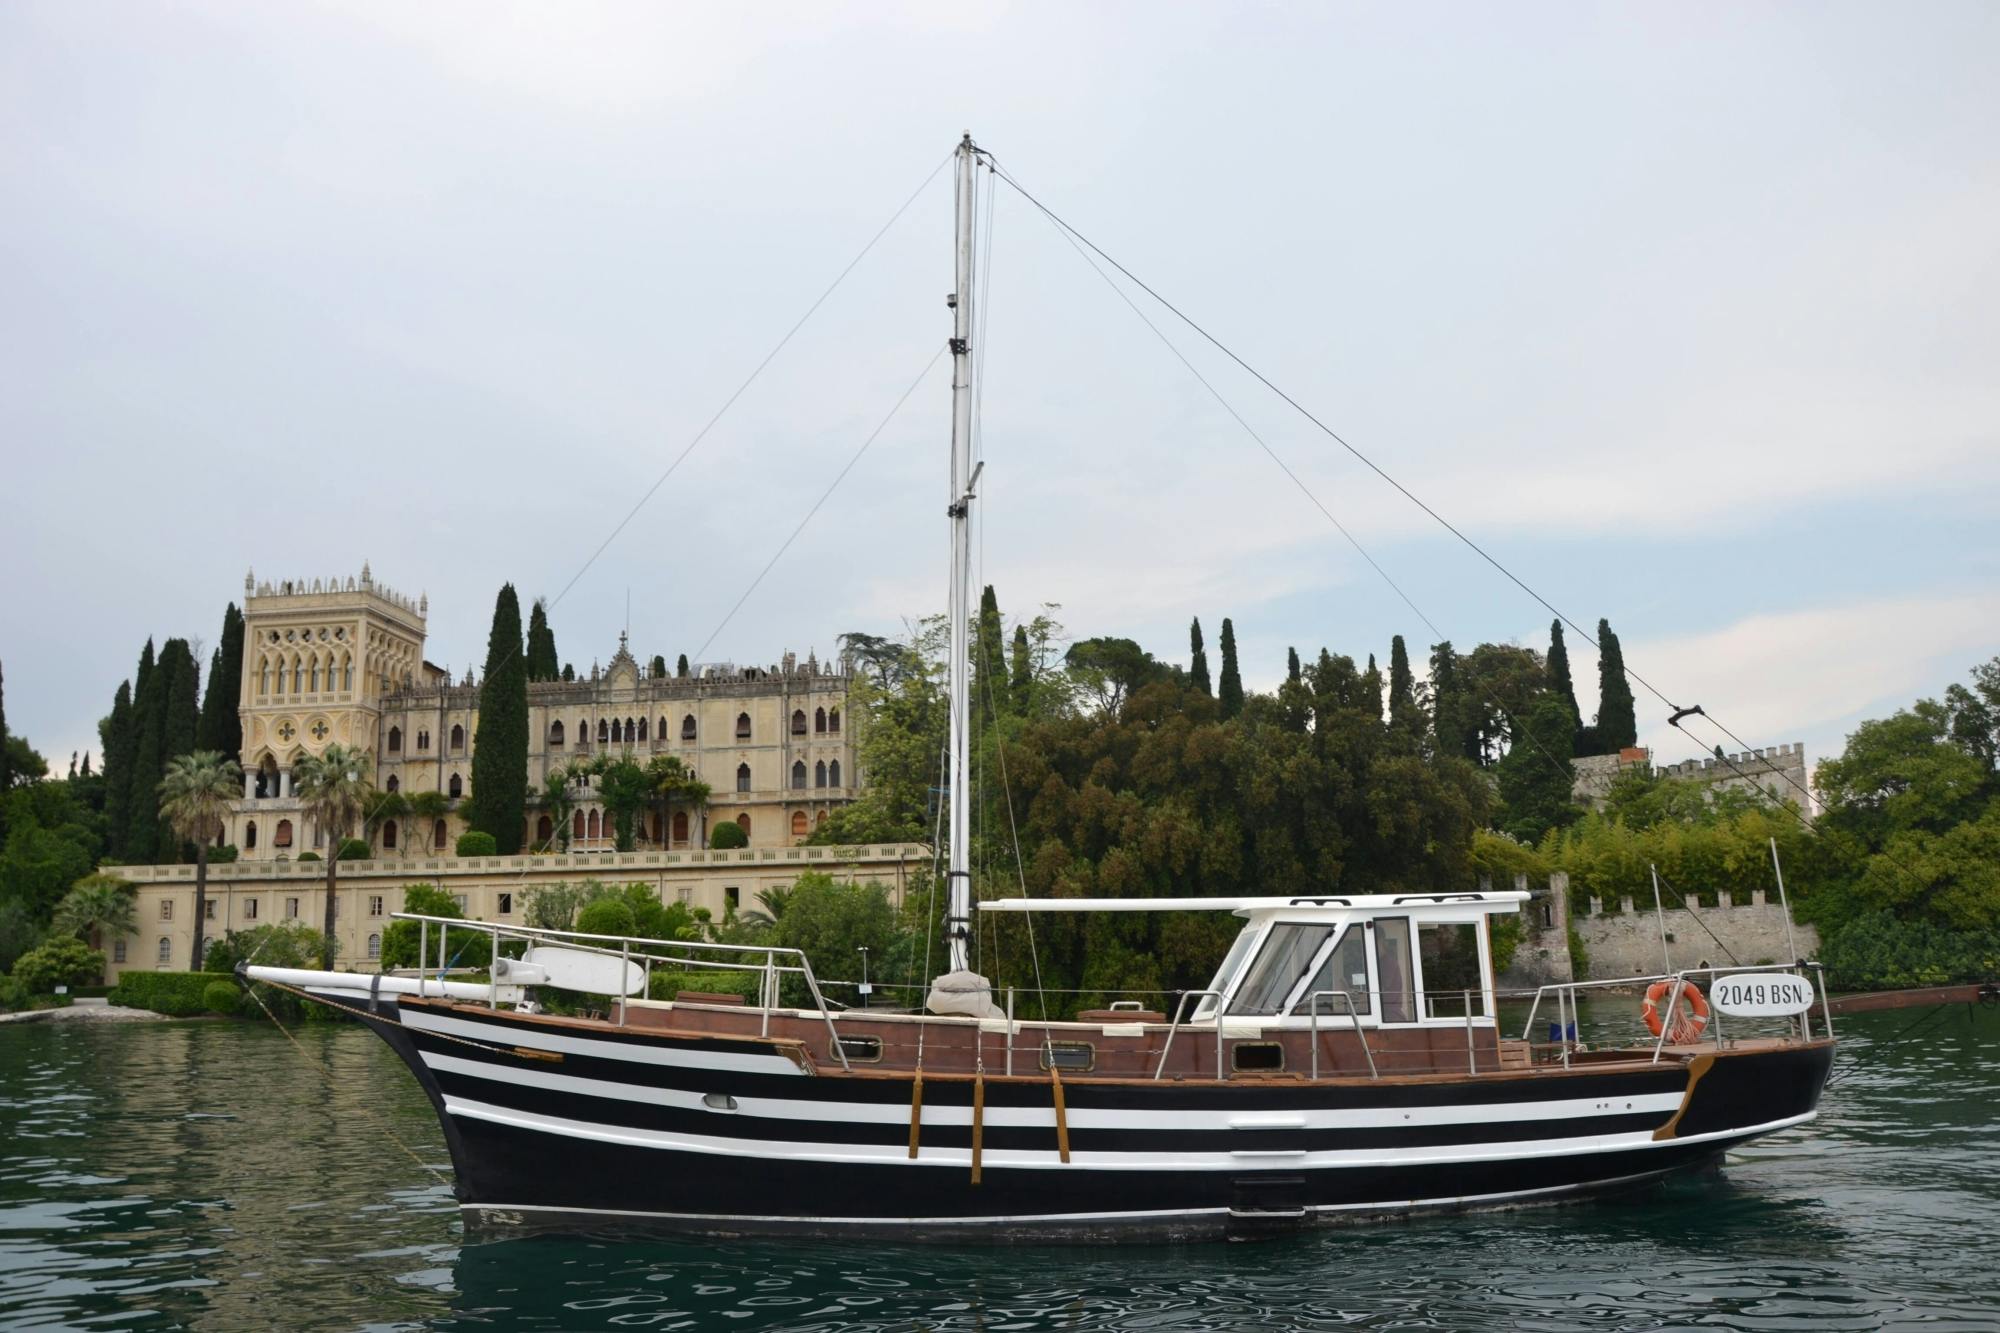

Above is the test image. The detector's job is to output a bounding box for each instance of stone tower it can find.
[236,566,427,797]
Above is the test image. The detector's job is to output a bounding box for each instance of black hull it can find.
[368,1000,1832,1243]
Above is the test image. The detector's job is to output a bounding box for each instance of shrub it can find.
[207,844,239,864]
[710,822,748,850]
[202,923,327,974]
[456,831,499,858]
[11,937,106,994]
[575,898,636,939]
[334,838,370,862]
[203,979,241,1015]
[380,884,491,970]
[1820,912,2000,991]
[298,852,321,862]
[109,971,218,1016]
[647,968,762,1004]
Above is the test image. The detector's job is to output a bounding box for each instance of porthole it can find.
[1038,1041,1095,1073]
[702,1093,739,1112]
[1232,1042,1286,1073]
[834,1035,883,1063]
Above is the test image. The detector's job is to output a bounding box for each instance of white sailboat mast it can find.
[944,133,978,975]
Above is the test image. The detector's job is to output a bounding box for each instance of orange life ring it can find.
[1642,980,1710,1043]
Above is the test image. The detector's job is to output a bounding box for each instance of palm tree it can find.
[645,754,710,849]
[407,789,451,854]
[295,743,373,966]
[541,764,579,852]
[53,873,138,960]
[158,750,243,968]
[739,885,791,929]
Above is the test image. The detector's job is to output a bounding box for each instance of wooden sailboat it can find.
[247,135,1835,1241]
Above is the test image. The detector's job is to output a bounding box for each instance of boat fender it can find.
[1643,980,1710,1043]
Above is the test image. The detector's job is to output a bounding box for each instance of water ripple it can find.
[2,1008,1997,1331]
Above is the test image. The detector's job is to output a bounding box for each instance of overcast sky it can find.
[4,2,1996,782]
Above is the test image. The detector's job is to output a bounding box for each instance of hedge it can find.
[456,831,499,857]
[109,971,222,1016]
[648,968,762,1004]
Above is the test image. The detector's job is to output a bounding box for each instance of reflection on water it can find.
[1,1004,1996,1331]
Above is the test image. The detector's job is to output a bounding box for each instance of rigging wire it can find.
[687,344,948,665]
[544,149,954,621]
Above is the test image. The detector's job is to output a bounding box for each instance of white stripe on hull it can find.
[439,1092,1815,1172]
[419,1049,1685,1131]
[461,1166,1693,1230]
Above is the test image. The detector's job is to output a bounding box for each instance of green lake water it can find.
[2,1004,1997,1332]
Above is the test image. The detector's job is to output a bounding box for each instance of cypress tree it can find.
[125,640,166,863]
[649,654,667,679]
[1287,647,1301,684]
[1595,618,1638,752]
[1547,619,1583,755]
[470,584,529,853]
[1010,624,1032,712]
[562,663,576,682]
[1189,618,1212,696]
[1217,619,1244,719]
[526,599,561,681]
[157,639,200,859]
[974,586,1008,721]
[0,659,8,801]
[1363,653,1382,722]
[1496,692,1581,843]
[102,679,135,861]
[197,647,225,751]
[1388,636,1419,735]
[676,654,690,678]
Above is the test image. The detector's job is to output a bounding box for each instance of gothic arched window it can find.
[814,760,827,788]
[587,809,601,839]
[672,811,689,844]
[433,818,448,849]
[682,714,697,741]
[828,708,840,733]
[549,720,564,747]
[448,773,463,799]
[624,718,636,744]
[275,819,294,848]
[388,726,402,753]
[829,760,842,787]
[791,811,808,837]
[736,763,751,793]
[791,760,807,789]
[245,820,258,849]
[736,813,751,839]
[382,820,398,850]
[791,710,807,736]
[598,719,610,744]
[735,712,751,740]
[386,775,399,793]
[815,707,827,734]
[573,810,586,840]
[450,724,465,751]
[638,717,648,742]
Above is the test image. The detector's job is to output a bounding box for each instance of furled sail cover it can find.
[925,969,1003,1019]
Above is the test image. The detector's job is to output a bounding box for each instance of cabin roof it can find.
[979,892,1528,917]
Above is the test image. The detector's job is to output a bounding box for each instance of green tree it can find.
[380,885,491,971]
[649,654,667,679]
[1594,618,1638,752]
[645,754,707,850]
[1287,646,1301,684]
[159,750,244,968]
[1009,624,1033,713]
[711,821,748,849]
[100,679,135,862]
[156,639,201,856]
[1388,635,1419,739]
[11,936,104,994]
[1188,617,1212,696]
[973,585,1009,723]
[1217,618,1244,719]
[124,639,164,863]
[469,584,528,852]
[1546,619,1582,756]
[539,766,578,851]
[0,659,8,822]
[196,604,245,758]
[772,873,904,993]
[1494,693,1581,843]
[51,874,137,955]
[1065,637,1165,716]
[677,654,690,678]
[598,756,652,851]
[1427,641,1474,762]
[525,598,561,682]
[295,743,372,963]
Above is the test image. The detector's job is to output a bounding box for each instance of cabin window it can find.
[1038,1041,1095,1072]
[1228,923,1335,1016]
[834,1034,883,1063]
[1374,918,1416,1022]
[1232,1042,1286,1073]
[1418,921,1488,1019]
[1297,926,1372,1016]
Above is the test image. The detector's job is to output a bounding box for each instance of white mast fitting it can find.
[927,134,1001,1020]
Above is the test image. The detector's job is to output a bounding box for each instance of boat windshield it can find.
[1294,925,1371,1016]
[1194,925,1261,1018]
[1228,922,1335,1016]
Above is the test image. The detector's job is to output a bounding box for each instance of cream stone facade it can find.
[227,568,862,861]
[101,568,917,979]
[103,843,926,980]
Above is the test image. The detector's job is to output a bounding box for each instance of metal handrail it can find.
[1306,990,1377,1079]
[1152,989,1227,1081]
[392,911,849,1072]
[1519,961,1826,1064]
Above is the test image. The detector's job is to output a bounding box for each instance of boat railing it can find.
[1306,991,1377,1079]
[1152,990,1227,1080]
[1520,961,1832,1066]
[396,912,852,1072]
